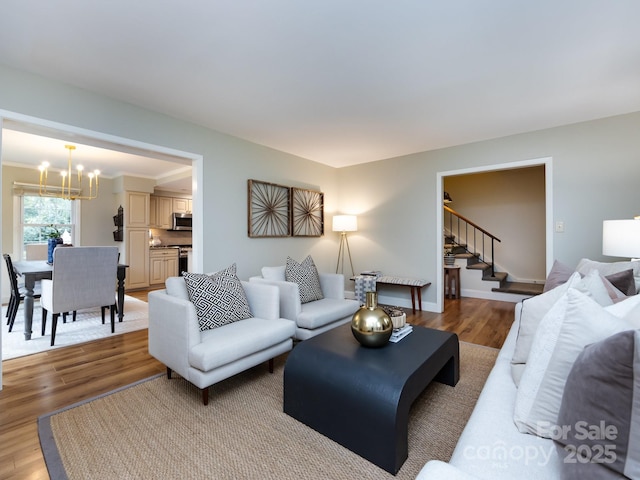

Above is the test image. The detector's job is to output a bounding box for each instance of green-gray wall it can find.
[2,63,640,312]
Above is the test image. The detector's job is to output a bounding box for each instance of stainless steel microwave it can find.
[171,212,192,231]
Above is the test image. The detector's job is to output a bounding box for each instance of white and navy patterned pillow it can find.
[285,255,324,304]
[183,264,252,331]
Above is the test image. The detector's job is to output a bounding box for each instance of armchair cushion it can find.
[285,255,324,303]
[183,264,252,331]
[190,317,295,372]
[297,297,361,330]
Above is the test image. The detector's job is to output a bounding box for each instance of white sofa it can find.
[416,303,563,479]
[418,259,640,479]
[148,276,296,405]
[250,267,360,340]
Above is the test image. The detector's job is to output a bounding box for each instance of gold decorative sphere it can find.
[351,292,392,348]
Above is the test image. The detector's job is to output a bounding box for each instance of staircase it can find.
[444,206,544,298]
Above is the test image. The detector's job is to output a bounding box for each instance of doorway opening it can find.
[435,157,553,312]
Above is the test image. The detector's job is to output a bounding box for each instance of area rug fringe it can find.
[39,341,498,480]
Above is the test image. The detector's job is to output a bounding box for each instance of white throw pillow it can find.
[513,289,640,438]
[576,258,640,294]
[511,270,613,385]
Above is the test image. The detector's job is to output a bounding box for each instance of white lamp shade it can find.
[332,215,357,232]
[603,219,640,258]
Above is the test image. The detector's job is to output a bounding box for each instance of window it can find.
[20,195,77,259]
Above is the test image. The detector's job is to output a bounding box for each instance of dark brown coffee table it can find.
[283,324,459,474]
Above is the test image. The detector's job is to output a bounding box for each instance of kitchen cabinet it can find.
[150,195,173,228]
[149,248,179,285]
[172,197,191,214]
[126,192,150,227]
[126,228,150,289]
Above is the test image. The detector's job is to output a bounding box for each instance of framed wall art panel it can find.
[248,179,291,237]
[291,187,324,237]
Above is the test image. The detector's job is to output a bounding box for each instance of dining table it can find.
[12,260,129,341]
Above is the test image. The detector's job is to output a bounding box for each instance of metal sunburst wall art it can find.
[291,187,324,237]
[247,179,291,237]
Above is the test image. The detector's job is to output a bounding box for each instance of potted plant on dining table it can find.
[46,225,63,264]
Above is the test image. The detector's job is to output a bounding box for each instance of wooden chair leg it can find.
[202,387,209,405]
[41,308,48,336]
[268,358,274,373]
[166,367,172,379]
[101,306,107,324]
[110,303,116,333]
[72,311,77,322]
[6,294,15,322]
[7,298,19,332]
[51,313,59,346]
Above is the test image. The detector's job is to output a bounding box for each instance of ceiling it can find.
[1,1,640,170]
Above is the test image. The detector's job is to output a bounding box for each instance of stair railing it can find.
[444,205,501,277]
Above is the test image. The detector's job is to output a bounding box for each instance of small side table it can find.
[444,266,461,299]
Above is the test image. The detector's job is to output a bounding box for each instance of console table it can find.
[353,274,431,313]
[284,324,459,474]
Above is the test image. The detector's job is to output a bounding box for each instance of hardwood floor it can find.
[0,293,515,479]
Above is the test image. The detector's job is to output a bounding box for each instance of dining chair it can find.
[3,253,42,332]
[40,246,119,346]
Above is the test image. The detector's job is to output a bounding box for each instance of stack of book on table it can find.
[389,323,413,343]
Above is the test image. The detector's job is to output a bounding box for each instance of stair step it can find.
[466,262,489,270]
[492,282,544,296]
[483,271,508,282]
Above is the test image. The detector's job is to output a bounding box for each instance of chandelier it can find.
[38,144,100,200]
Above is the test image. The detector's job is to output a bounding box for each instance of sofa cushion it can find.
[576,258,640,294]
[511,270,612,385]
[554,329,640,479]
[189,317,295,371]
[183,265,252,331]
[297,298,357,329]
[286,255,324,303]
[513,290,640,438]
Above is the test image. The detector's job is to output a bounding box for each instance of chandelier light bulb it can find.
[37,144,101,200]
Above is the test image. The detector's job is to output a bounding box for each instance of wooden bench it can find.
[375,276,431,313]
[353,275,431,313]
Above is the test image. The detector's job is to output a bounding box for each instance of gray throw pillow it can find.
[554,330,640,479]
[606,269,636,297]
[183,264,252,331]
[285,255,324,304]
[543,260,575,293]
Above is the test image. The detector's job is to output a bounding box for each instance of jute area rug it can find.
[39,341,498,480]
[2,296,148,360]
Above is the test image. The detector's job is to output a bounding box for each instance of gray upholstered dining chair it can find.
[40,246,119,346]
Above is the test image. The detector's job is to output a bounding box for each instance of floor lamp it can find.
[333,215,357,277]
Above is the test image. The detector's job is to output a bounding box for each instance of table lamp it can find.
[602,218,640,259]
[333,215,357,277]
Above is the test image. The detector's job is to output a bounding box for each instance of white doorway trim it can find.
[0,109,204,387]
[435,157,553,312]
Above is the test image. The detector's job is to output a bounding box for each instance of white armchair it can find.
[250,266,360,340]
[40,246,119,346]
[148,276,296,405]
